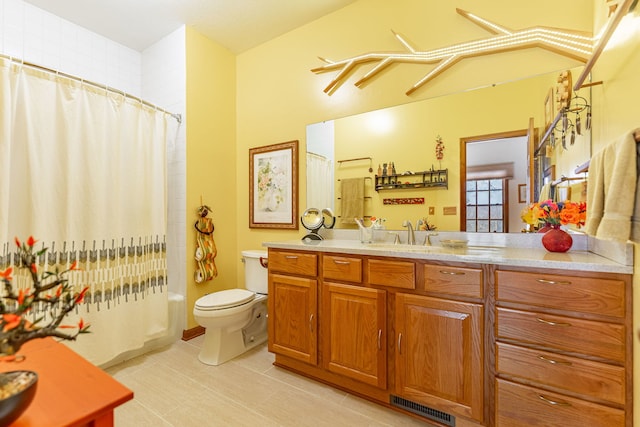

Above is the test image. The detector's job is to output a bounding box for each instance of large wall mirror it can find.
[306,66,592,232]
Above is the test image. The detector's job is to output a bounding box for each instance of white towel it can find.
[586,130,638,242]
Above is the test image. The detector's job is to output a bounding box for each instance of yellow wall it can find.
[588,7,640,426]
[185,27,237,328]
[235,0,591,256]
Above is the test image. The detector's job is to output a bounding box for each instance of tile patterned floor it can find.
[106,336,429,426]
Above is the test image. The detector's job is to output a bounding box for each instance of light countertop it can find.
[263,233,633,274]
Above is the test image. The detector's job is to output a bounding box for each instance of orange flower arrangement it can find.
[521,199,586,229]
[0,236,90,358]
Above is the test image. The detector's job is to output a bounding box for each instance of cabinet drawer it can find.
[423,264,482,298]
[323,255,362,283]
[496,308,625,362]
[367,259,415,289]
[268,250,318,277]
[496,379,624,427]
[496,342,625,405]
[496,270,625,318]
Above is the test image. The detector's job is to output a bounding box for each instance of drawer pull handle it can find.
[536,278,572,285]
[309,314,314,332]
[397,333,403,354]
[333,260,350,265]
[285,255,299,260]
[378,329,382,350]
[439,270,465,276]
[538,355,572,366]
[538,394,571,407]
[537,317,571,327]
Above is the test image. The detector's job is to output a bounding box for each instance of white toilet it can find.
[193,250,268,365]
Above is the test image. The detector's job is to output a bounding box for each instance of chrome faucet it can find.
[402,220,416,245]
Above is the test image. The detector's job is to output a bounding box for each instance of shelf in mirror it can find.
[375,169,448,191]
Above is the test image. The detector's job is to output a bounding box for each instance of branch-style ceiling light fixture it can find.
[312,8,595,96]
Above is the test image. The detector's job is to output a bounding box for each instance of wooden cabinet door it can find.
[268,273,318,365]
[395,293,484,423]
[322,282,387,388]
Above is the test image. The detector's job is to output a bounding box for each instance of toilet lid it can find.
[195,289,255,310]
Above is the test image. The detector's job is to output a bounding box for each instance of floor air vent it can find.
[390,395,455,426]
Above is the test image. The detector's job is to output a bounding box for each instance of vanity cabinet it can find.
[495,268,631,427]
[267,245,632,427]
[267,250,318,365]
[393,263,485,424]
[322,282,387,388]
[395,294,484,423]
[322,254,387,388]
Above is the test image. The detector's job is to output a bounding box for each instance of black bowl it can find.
[0,370,38,425]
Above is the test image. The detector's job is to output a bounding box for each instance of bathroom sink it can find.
[364,243,448,253]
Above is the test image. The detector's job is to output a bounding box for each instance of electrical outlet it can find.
[429,207,435,215]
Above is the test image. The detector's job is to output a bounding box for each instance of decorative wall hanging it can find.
[312,8,593,96]
[194,203,218,283]
[383,198,424,205]
[435,135,445,169]
[249,140,299,229]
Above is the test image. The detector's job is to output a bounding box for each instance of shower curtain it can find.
[306,152,334,210]
[0,58,177,365]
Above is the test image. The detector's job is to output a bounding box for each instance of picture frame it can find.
[518,184,527,203]
[544,87,554,130]
[249,140,299,229]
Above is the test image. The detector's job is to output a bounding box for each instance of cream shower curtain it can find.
[0,58,176,365]
[306,152,333,210]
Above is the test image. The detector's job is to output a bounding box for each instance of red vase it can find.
[541,226,573,252]
[537,224,552,233]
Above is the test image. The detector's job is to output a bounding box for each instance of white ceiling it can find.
[24,0,357,53]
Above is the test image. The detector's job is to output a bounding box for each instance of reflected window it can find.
[465,178,507,232]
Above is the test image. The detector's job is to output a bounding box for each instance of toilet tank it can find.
[242,250,268,294]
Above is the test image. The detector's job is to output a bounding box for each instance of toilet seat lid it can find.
[195,289,255,310]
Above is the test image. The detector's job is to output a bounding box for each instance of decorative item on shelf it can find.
[520,200,586,252]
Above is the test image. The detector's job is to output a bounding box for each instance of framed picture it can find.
[249,140,299,229]
[544,87,554,130]
[518,184,527,203]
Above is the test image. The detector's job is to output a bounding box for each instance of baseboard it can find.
[182,326,205,341]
